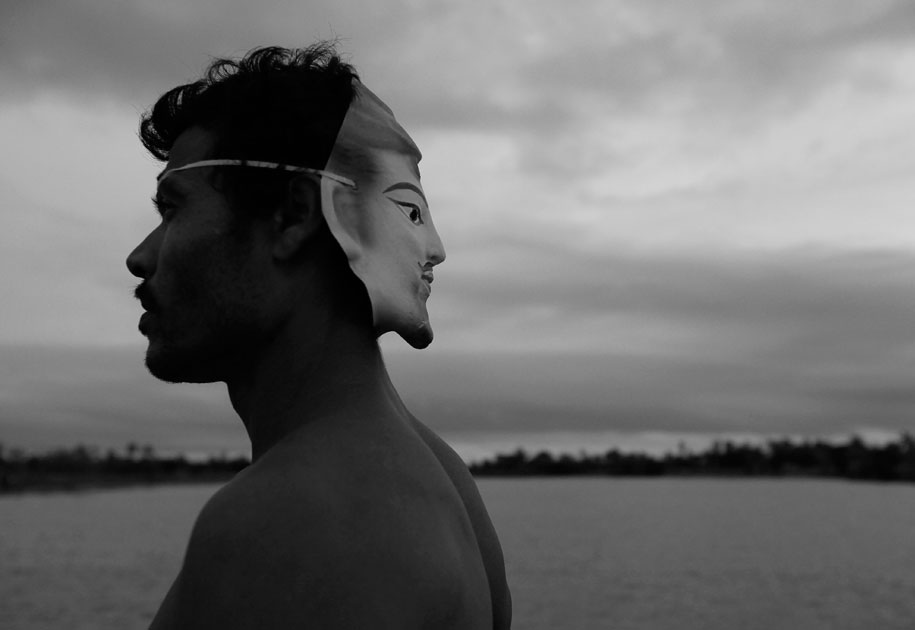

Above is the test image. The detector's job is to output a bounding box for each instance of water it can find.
[486,479,915,629]
[1,479,914,629]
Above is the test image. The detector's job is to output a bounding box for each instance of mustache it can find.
[134,283,156,311]
[420,262,435,283]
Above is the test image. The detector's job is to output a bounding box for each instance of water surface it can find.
[2,478,913,629]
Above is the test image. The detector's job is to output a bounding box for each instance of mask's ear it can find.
[319,175,384,327]
[319,176,366,271]
[272,174,323,260]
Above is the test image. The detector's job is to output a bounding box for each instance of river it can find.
[2,478,913,629]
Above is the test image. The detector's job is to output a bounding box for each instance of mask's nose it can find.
[427,224,446,267]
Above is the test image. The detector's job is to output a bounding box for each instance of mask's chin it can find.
[358,271,433,348]
[371,299,434,349]
[398,321,433,349]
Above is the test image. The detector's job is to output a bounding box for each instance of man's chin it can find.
[144,345,223,384]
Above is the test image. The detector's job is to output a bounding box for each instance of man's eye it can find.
[151,196,176,221]
[395,201,424,225]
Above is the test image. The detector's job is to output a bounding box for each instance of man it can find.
[127,44,511,629]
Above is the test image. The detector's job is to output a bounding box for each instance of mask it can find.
[320,82,446,349]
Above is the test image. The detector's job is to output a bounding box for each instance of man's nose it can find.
[126,229,159,279]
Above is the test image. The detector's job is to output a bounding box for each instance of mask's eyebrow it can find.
[383,183,427,206]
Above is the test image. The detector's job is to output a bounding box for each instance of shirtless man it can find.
[127,44,511,629]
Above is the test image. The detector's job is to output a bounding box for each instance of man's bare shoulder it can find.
[163,444,487,629]
[170,468,360,628]
[407,416,513,630]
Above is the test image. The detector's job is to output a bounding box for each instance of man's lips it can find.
[134,284,157,312]
[135,284,157,335]
[138,311,152,334]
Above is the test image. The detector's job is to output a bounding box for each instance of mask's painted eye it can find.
[394,201,424,225]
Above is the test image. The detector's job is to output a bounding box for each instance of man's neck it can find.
[225,317,403,461]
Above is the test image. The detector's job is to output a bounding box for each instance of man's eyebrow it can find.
[155,177,187,199]
[383,183,427,205]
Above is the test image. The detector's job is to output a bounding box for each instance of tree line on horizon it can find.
[3,434,915,492]
[468,434,915,481]
[0,442,249,493]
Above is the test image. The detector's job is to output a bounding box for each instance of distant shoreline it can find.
[0,471,238,496]
[3,434,914,494]
[3,471,912,497]
[0,444,248,495]
[468,434,915,482]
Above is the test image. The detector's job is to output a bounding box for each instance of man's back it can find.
[150,412,510,629]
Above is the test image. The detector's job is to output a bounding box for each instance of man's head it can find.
[139,44,358,219]
[127,44,445,383]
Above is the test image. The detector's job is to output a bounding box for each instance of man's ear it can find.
[273,174,323,260]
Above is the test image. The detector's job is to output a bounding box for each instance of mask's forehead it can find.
[326,82,422,180]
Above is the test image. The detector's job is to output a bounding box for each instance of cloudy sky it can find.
[2,0,914,460]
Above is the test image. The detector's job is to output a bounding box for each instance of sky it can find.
[2,0,915,460]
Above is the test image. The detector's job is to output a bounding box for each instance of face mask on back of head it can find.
[319,82,446,349]
[155,82,446,349]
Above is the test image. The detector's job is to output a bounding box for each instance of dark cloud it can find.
[12,1,910,134]
[2,0,193,107]
[0,345,244,453]
[0,0,422,107]
[2,1,913,453]
[415,244,915,435]
[389,346,914,438]
[516,1,915,114]
[5,0,911,207]
[4,245,910,454]
[446,239,915,336]
[488,1,915,181]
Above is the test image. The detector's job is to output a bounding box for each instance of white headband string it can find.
[157,159,356,188]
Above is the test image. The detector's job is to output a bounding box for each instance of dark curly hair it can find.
[139,42,359,218]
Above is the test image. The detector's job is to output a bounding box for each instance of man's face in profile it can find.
[126,127,274,383]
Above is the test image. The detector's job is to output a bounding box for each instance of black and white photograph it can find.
[2,1,914,628]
